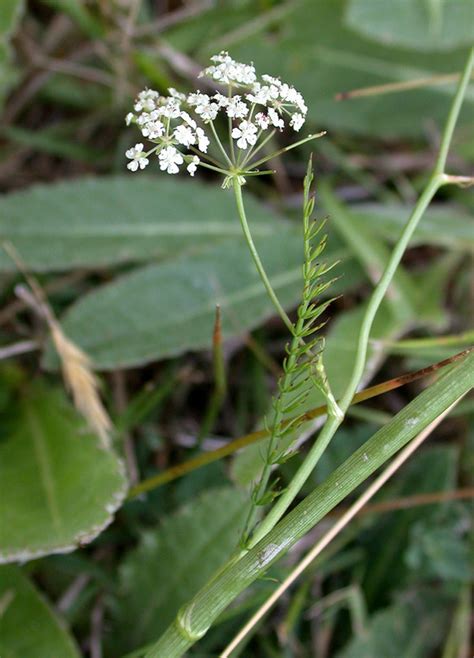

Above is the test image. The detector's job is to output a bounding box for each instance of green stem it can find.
[144,351,474,657]
[242,128,276,168]
[246,44,474,549]
[249,131,326,169]
[209,120,232,167]
[233,178,294,334]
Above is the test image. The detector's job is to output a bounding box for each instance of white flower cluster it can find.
[125,52,308,176]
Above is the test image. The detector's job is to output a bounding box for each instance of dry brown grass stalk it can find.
[2,241,112,448]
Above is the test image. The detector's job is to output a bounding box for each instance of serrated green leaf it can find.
[47,233,354,370]
[111,487,248,652]
[346,0,474,52]
[231,301,405,487]
[0,384,127,563]
[0,176,287,272]
[0,565,80,658]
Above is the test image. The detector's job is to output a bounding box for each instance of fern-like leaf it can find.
[240,158,339,545]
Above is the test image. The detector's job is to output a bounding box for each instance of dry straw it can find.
[2,241,111,448]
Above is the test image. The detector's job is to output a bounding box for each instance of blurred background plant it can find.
[0,1,473,657]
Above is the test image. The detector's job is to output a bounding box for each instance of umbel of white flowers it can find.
[125,51,309,185]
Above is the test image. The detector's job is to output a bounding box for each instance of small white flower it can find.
[232,120,258,150]
[290,113,305,131]
[134,89,159,112]
[196,127,210,153]
[160,98,182,119]
[125,54,310,178]
[187,91,206,106]
[201,51,256,85]
[158,146,184,174]
[174,124,196,147]
[255,112,270,130]
[226,96,249,119]
[196,100,218,122]
[136,111,152,126]
[168,87,186,101]
[180,111,197,129]
[187,155,200,176]
[268,107,285,130]
[261,74,281,86]
[126,143,149,172]
[141,120,165,139]
[213,93,229,108]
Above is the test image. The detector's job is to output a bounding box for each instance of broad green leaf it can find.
[110,487,248,652]
[336,592,450,658]
[361,446,459,604]
[0,176,287,272]
[349,204,474,252]
[223,0,473,137]
[406,510,472,583]
[346,0,474,52]
[48,234,359,370]
[0,566,80,658]
[0,384,127,563]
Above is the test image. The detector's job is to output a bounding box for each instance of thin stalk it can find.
[227,85,236,163]
[247,45,474,549]
[210,120,233,167]
[376,329,474,352]
[232,177,294,334]
[242,129,276,168]
[144,351,474,657]
[249,131,326,169]
[334,71,473,100]
[197,161,232,175]
[188,145,224,168]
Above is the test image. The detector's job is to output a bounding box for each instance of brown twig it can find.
[337,487,474,518]
[335,72,474,101]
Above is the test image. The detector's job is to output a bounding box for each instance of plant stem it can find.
[222,396,462,656]
[246,44,474,549]
[127,347,471,498]
[209,120,233,167]
[232,177,295,334]
[249,131,326,169]
[144,351,474,657]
